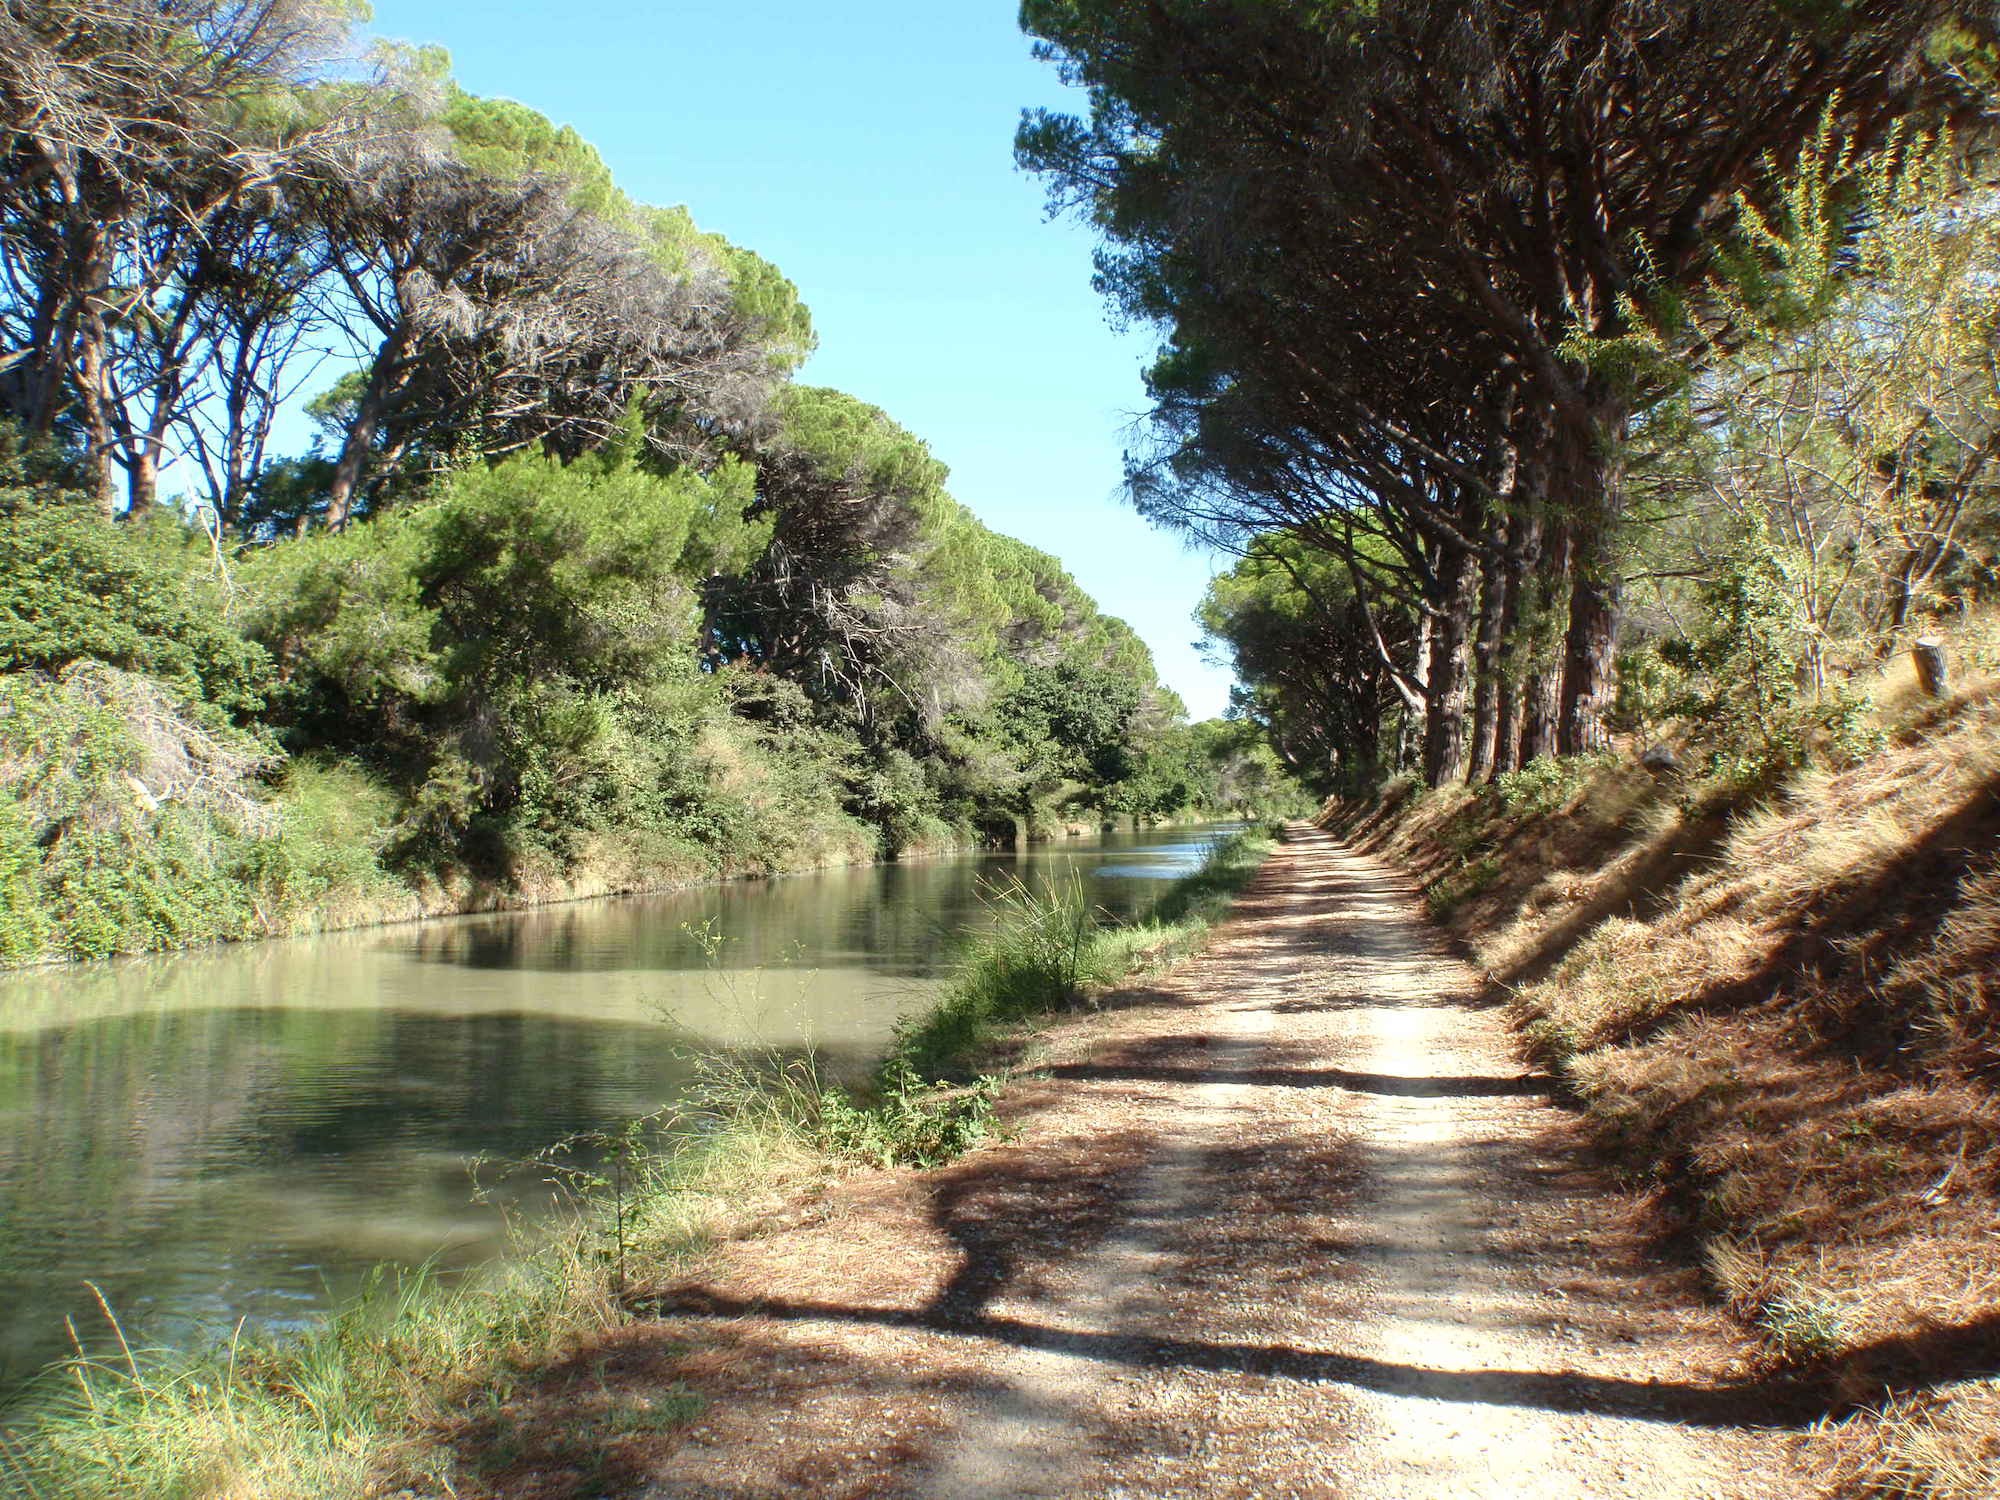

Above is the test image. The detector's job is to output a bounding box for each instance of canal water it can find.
[0,822,1235,1395]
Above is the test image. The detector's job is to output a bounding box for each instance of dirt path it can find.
[498,827,1810,1498]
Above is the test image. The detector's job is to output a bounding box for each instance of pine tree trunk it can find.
[126,449,158,517]
[1492,679,1523,778]
[1423,534,1479,788]
[1560,567,1620,754]
[75,333,119,519]
[1397,609,1432,774]
[1556,403,1629,756]
[1518,521,1570,767]
[1520,662,1562,765]
[325,341,404,532]
[1465,510,1511,785]
[1491,516,1537,779]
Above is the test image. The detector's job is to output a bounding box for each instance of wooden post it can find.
[1913,637,1950,699]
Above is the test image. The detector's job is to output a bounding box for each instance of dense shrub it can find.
[244,454,744,872]
[0,487,271,716]
[0,444,1275,966]
[0,669,267,959]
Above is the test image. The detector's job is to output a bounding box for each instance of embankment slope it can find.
[1340,677,2000,1498]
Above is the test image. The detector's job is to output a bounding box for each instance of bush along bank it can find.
[0,449,1303,971]
[1330,622,2000,1500]
[0,824,1278,1500]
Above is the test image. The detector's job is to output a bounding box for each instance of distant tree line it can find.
[1019,0,2000,796]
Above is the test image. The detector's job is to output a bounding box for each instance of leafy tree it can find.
[0,0,364,512]
[246,450,725,860]
[1020,0,1988,770]
[709,387,951,715]
[1199,538,1405,795]
[1629,123,2000,681]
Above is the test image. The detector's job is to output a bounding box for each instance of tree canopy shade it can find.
[1019,0,1996,781]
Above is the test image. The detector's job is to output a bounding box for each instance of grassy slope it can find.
[0,827,1276,1500]
[1334,623,2000,1499]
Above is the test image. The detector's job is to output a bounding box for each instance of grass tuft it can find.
[891,825,1277,1082]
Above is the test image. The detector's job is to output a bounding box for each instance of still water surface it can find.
[0,823,1233,1394]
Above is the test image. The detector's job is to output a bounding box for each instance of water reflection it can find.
[0,822,1233,1394]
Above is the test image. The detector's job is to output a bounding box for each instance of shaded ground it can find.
[455,827,1811,1498]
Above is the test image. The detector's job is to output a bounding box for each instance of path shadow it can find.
[656,1286,1819,1431]
[925,1125,1158,1326]
[1496,810,1736,987]
[1685,781,2000,1054]
[1045,1061,1552,1098]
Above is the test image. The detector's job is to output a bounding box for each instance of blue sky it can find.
[360,0,1238,718]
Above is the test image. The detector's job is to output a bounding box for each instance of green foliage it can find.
[0,669,409,962]
[0,486,271,717]
[244,758,405,930]
[1199,538,1395,797]
[892,827,1276,1082]
[1659,532,1884,790]
[0,672,260,960]
[810,1062,1001,1169]
[770,385,950,509]
[1624,115,2000,672]
[1425,856,1502,918]
[442,88,622,215]
[973,870,1107,1012]
[1493,755,1610,820]
[0,793,54,966]
[639,207,816,371]
[245,452,732,868]
[994,661,1142,788]
[846,745,956,854]
[323,376,1204,875]
[1757,1283,1854,1367]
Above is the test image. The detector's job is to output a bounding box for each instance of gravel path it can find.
[604,825,1805,1498]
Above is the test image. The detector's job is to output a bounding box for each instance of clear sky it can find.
[360,0,1238,719]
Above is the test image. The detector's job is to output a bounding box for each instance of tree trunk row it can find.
[1407,402,1626,789]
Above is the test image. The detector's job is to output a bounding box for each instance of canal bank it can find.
[0,824,1272,1497]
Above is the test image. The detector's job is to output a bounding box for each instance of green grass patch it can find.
[0,1119,805,1500]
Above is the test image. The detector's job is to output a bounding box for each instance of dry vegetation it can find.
[1330,613,2000,1499]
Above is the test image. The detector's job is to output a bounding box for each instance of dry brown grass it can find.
[1340,641,2000,1499]
[1834,1379,2000,1500]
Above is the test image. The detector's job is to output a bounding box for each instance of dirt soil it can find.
[468,826,1820,1499]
